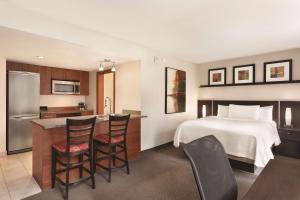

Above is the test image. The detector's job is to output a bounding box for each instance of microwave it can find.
[52,80,80,95]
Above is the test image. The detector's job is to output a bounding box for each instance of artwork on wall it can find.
[233,64,255,84]
[165,67,186,114]
[208,68,226,85]
[264,59,292,82]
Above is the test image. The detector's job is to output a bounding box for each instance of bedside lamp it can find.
[202,105,206,118]
[285,107,292,128]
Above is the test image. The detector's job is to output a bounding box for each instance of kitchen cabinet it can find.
[7,62,39,73]
[6,61,89,96]
[51,67,66,80]
[39,66,52,95]
[66,69,81,81]
[80,71,89,95]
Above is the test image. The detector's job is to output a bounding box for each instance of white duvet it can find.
[174,117,281,167]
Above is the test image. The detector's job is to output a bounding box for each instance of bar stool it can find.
[93,114,130,182]
[51,117,96,200]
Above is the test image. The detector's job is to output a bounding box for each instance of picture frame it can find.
[264,59,292,83]
[233,64,255,84]
[208,67,226,86]
[165,67,186,114]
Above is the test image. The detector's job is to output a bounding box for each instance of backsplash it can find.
[40,95,85,107]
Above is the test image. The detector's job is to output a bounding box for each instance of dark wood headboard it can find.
[280,101,300,129]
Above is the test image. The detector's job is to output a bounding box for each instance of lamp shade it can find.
[285,107,292,127]
[202,105,207,118]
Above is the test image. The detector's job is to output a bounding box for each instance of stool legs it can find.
[93,141,130,182]
[79,154,83,178]
[89,148,95,189]
[124,143,130,174]
[51,148,56,188]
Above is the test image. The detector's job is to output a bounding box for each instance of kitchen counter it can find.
[31,114,144,190]
[40,109,93,115]
[33,114,145,129]
[40,109,94,119]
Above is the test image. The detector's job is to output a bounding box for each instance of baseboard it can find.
[142,141,173,152]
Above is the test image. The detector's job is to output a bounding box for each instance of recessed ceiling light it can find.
[36,56,44,59]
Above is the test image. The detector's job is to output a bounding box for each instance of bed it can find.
[174,100,281,169]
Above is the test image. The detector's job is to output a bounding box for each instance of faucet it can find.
[104,97,112,115]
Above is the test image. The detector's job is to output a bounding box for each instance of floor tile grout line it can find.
[18,153,32,176]
[0,157,12,200]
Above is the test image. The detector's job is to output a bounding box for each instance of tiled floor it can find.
[0,152,41,200]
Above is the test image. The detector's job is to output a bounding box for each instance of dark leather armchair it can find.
[182,135,238,200]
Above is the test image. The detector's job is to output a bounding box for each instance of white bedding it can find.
[174,116,281,167]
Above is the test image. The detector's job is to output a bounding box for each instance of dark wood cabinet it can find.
[7,61,89,96]
[274,128,300,159]
[66,69,81,81]
[51,67,66,80]
[39,66,52,95]
[7,62,39,73]
[80,71,89,95]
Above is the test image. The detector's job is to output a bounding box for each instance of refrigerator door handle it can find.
[10,114,40,120]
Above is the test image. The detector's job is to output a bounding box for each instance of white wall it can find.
[86,58,198,151]
[198,48,300,100]
[0,57,6,156]
[115,61,141,113]
[40,95,85,107]
[141,54,198,150]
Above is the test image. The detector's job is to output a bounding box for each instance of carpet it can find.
[24,145,257,200]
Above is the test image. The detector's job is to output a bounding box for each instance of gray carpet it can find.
[24,145,257,200]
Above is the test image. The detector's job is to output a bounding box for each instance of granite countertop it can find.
[32,114,146,129]
[40,109,94,114]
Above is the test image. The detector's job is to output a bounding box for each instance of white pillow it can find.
[258,106,273,122]
[228,104,260,120]
[217,105,229,118]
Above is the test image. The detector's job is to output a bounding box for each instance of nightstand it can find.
[273,127,300,159]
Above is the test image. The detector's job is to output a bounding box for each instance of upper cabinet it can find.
[51,67,66,80]
[40,66,52,95]
[7,61,89,96]
[80,71,89,96]
[66,69,81,81]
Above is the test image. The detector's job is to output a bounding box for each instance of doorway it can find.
[97,70,115,114]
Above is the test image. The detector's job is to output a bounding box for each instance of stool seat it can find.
[53,142,89,153]
[94,134,124,144]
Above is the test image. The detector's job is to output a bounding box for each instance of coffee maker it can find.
[78,102,86,110]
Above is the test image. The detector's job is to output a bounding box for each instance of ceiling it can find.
[0,27,131,71]
[0,0,300,64]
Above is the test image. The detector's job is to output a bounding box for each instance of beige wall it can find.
[40,95,85,107]
[103,73,114,114]
[141,54,198,150]
[115,61,141,113]
[0,57,6,156]
[86,61,142,114]
[85,71,97,111]
[198,48,300,100]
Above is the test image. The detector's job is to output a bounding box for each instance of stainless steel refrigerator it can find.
[8,71,40,154]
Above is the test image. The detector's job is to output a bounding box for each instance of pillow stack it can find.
[217,104,273,121]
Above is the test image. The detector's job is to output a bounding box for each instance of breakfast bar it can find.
[31,115,143,190]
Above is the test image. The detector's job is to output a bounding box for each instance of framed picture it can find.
[208,68,226,85]
[233,64,255,84]
[165,67,186,114]
[264,59,292,83]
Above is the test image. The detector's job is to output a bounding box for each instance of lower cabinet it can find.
[40,110,94,119]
